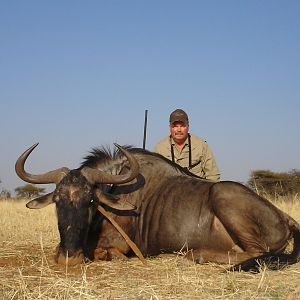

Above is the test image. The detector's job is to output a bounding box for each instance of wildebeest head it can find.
[15,143,140,265]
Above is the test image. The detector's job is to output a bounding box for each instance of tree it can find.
[0,178,12,199]
[0,189,11,199]
[247,169,300,196]
[15,184,46,199]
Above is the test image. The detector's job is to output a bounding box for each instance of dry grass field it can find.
[0,195,300,300]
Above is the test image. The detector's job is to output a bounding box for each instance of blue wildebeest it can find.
[15,143,300,271]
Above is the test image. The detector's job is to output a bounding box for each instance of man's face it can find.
[169,121,189,145]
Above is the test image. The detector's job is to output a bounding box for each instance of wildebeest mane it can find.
[80,145,133,168]
[81,145,205,180]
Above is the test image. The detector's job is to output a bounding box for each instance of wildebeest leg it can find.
[94,248,110,260]
[183,184,280,266]
[209,182,290,260]
[94,247,129,261]
[184,215,264,265]
[95,216,134,260]
[107,248,129,260]
[184,248,261,265]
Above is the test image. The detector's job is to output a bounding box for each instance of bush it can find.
[248,169,300,196]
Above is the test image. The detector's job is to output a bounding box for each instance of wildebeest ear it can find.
[95,189,136,211]
[26,192,54,209]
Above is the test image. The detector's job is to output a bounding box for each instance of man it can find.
[153,109,220,181]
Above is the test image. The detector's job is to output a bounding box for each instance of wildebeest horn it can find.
[81,143,140,184]
[15,143,70,184]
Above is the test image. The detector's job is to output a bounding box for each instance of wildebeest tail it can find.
[230,220,300,273]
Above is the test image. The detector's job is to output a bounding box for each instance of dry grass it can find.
[0,197,300,300]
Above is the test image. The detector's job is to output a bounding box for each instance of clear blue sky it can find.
[1,1,299,194]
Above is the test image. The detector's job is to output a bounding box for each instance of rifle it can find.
[142,110,148,149]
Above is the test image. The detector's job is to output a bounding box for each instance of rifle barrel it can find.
[143,110,148,149]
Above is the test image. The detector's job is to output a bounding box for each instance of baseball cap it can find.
[169,109,189,125]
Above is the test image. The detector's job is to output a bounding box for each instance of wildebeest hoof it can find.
[94,248,109,261]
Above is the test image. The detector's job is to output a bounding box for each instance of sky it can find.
[0,1,299,194]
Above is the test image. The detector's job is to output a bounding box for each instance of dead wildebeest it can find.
[15,143,300,271]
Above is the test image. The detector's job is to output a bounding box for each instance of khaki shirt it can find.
[153,134,220,181]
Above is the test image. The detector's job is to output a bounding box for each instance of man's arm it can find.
[202,143,220,181]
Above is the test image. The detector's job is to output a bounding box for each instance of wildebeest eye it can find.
[89,198,99,207]
[90,198,97,205]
